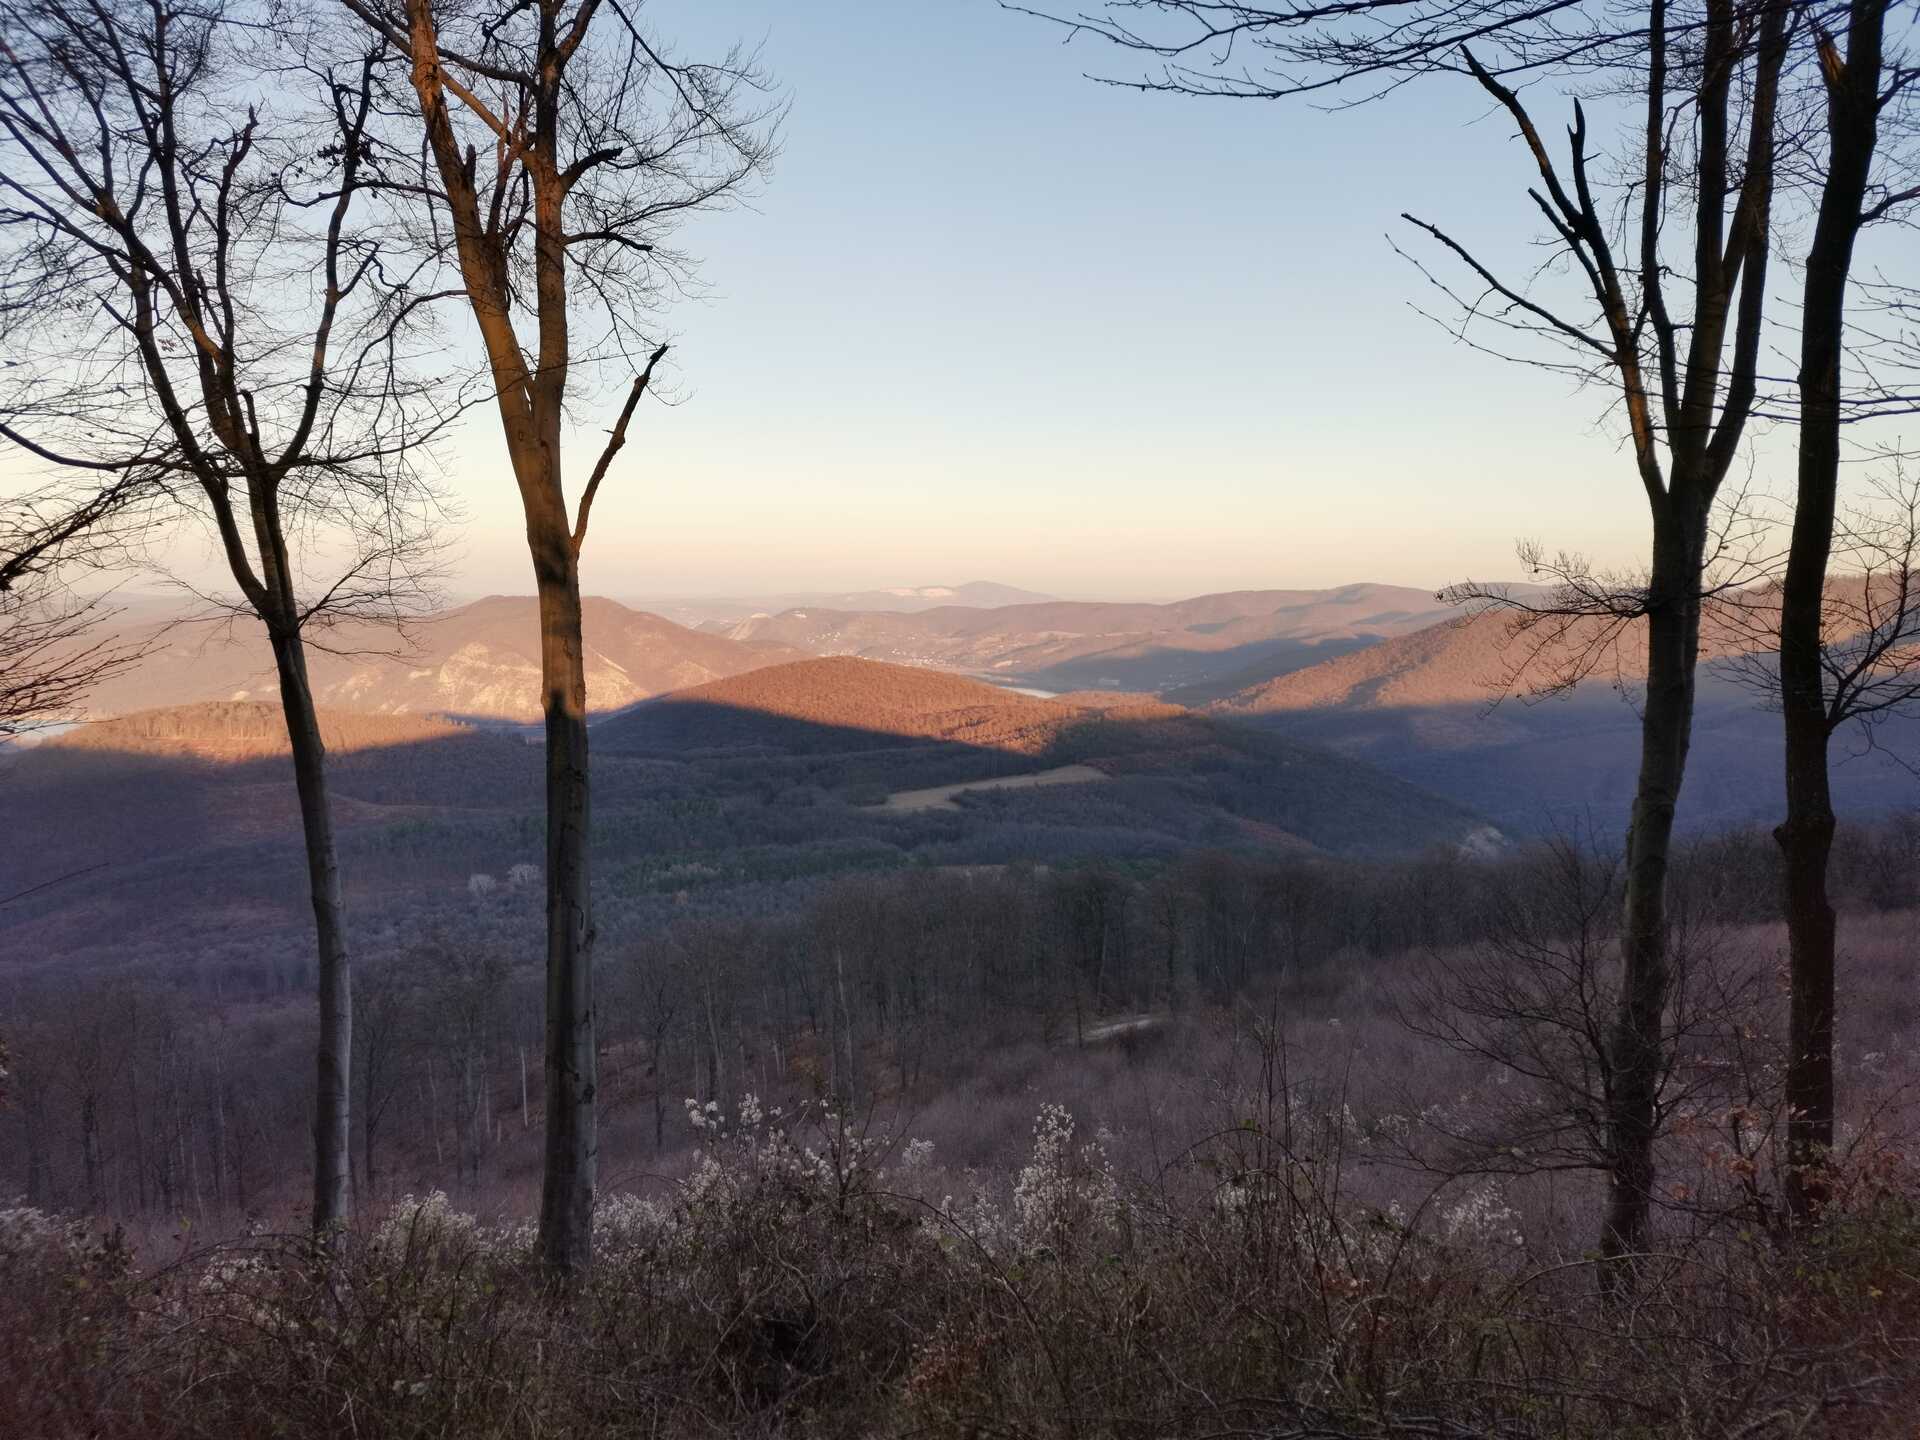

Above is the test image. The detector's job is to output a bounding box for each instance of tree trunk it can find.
[461,1047,479,1185]
[535,564,597,1278]
[210,1067,228,1211]
[1603,525,1703,1265]
[127,1057,147,1212]
[81,1091,102,1211]
[1777,730,1836,1218]
[1778,0,1885,1224]
[364,1092,378,1204]
[269,627,352,1234]
[835,948,856,1101]
[425,1065,442,1167]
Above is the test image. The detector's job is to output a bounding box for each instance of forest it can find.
[3,0,1920,1434]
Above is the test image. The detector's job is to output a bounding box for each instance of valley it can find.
[50,578,1920,842]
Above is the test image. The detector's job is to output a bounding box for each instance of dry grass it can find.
[6,975,1920,1439]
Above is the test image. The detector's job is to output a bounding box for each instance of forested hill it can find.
[64,596,804,724]
[712,583,1455,697]
[594,656,1490,856]
[1211,593,1920,834]
[0,676,1489,989]
[593,655,1104,754]
[46,701,469,760]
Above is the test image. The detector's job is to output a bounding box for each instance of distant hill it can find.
[1212,601,1920,835]
[0,671,1487,987]
[67,596,803,724]
[789,581,1057,612]
[714,583,1456,696]
[49,701,467,761]
[595,656,1216,757]
[3,702,535,884]
[597,656,1488,856]
[636,581,1057,628]
[595,656,1090,755]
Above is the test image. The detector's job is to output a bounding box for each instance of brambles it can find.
[4,1085,1915,1437]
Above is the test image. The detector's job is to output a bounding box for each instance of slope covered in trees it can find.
[0,671,1488,1012]
[65,598,803,724]
[48,702,469,761]
[594,656,1088,754]
[717,584,1454,696]
[1214,599,1920,834]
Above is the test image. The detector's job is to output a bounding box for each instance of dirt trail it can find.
[882,763,1109,812]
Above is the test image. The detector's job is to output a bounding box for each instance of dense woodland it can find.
[9,820,1920,1436]
[9,818,1920,1222]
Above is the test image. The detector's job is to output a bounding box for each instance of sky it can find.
[17,0,1695,604]
[430,0,1672,602]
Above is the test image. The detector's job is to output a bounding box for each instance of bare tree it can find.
[413,935,509,1187]
[1018,0,1792,1270]
[610,936,687,1153]
[1410,32,1793,1272]
[353,957,409,1204]
[338,0,777,1276]
[1766,0,1919,1223]
[0,0,452,1233]
[0,480,154,737]
[1723,471,1920,1217]
[1397,834,1771,1230]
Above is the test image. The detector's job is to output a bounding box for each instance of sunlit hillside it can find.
[65,597,804,723]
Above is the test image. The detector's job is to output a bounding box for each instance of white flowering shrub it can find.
[188,1248,301,1335]
[1439,1183,1526,1255]
[927,1172,1011,1258]
[372,1190,485,1259]
[0,1204,79,1268]
[7,1094,1909,1440]
[898,1138,936,1173]
[1011,1104,1123,1256]
[594,1190,671,1260]
[675,1093,895,1225]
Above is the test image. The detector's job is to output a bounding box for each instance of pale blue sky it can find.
[14,0,1682,603]
[429,0,1661,601]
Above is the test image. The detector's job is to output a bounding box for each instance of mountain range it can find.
[630,581,1056,628]
[712,583,1455,696]
[1,654,1492,980]
[1215,605,1920,834]
[68,595,804,724]
[40,577,1920,839]
[65,584,1453,724]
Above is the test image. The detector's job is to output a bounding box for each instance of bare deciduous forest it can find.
[4,0,1920,1434]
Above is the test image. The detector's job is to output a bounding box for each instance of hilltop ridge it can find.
[594,656,1161,755]
[62,596,804,724]
[715,582,1456,696]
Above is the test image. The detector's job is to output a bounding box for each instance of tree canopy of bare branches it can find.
[0,478,156,737]
[1018,0,1798,1279]
[0,0,459,1232]
[339,0,778,1277]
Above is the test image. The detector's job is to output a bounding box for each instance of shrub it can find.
[5,1098,1919,1438]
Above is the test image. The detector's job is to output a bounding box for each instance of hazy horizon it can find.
[98,573,1480,615]
[3,0,1674,604]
